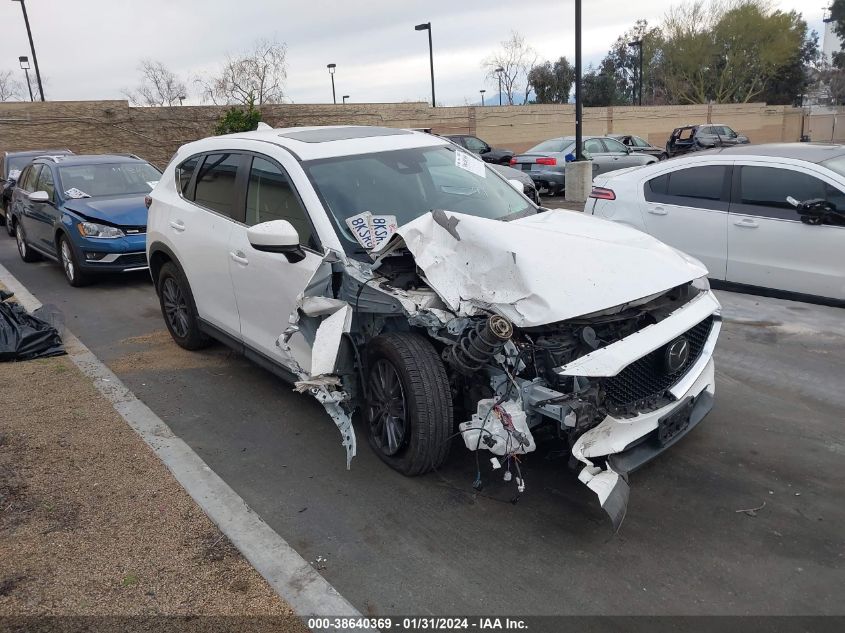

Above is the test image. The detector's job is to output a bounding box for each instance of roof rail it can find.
[33,154,66,163]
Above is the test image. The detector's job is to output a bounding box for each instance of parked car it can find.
[11,154,161,286]
[442,134,514,164]
[2,149,73,233]
[586,143,845,303]
[489,163,540,204]
[147,125,722,528]
[510,135,658,196]
[608,134,666,160]
[665,124,749,158]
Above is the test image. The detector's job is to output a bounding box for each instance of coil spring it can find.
[445,315,513,375]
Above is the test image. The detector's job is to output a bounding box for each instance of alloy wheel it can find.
[161,277,189,339]
[367,359,409,456]
[16,224,26,258]
[60,240,75,282]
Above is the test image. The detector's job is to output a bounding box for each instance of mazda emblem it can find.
[664,337,690,373]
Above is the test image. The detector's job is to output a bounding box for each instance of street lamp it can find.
[627,39,643,106]
[178,95,186,106]
[11,0,44,101]
[327,63,336,105]
[414,22,435,107]
[479,89,486,107]
[342,95,350,105]
[18,56,33,102]
[495,67,504,106]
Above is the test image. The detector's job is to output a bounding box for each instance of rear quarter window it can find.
[645,165,728,209]
[176,155,200,198]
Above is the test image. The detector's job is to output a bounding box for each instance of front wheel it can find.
[59,235,92,287]
[365,332,453,476]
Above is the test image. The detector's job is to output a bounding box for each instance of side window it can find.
[177,155,200,198]
[22,165,41,192]
[634,136,650,148]
[193,153,242,220]
[646,174,669,197]
[463,136,488,153]
[584,139,604,154]
[645,166,727,209]
[602,138,628,153]
[246,156,314,248]
[738,166,826,212]
[36,166,55,202]
[16,166,30,190]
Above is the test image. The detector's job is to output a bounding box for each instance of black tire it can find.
[5,214,14,237]
[659,152,668,161]
[58,235,92,287]
[365,332,452,476]
[157,261,210,350]
[15,221,41,263]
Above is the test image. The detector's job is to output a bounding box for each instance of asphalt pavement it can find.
[1,233,843,616]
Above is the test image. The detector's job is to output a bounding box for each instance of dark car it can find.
[608,134,667,160]
[442,134,514,165]
[9,154,161,286]
[489,163,540,204]
[2,149,73,234]
[665,124,749,157]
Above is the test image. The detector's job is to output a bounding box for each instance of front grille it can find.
[115,252,147,266]
[603,316,714,410]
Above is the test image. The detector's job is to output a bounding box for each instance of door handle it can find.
[230,251,249,265]
[169,220,186,232]
[733,218,758,228]
[648,207,668,216]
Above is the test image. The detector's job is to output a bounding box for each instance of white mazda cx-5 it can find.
[146,125,722,529]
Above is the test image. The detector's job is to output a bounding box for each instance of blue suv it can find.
[10,154,161,286]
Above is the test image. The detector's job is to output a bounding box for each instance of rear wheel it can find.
[5,214,14,237]
[59,235,92,287]
[16,222,41,263]
[366,332,452,476]
[157,261,210,350]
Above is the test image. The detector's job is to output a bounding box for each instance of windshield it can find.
[58,162,161,198]
[304,145,534,252]
[527,139,570,153]
[6,156,36,176]
[820,155,845,179]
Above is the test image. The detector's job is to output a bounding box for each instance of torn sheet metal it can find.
[310,305,353,377]
[578,464,629,532]
[374,210,707,328]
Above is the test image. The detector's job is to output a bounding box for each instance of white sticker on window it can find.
[345,211,398,250]
[64,188,91,199]
[455,150,486,178]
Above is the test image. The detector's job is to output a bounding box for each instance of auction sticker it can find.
[455,150,486,178]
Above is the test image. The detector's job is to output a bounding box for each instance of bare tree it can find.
[482,31,538,105]
[0,70,24,102]
[123,60,186,106]
[197,38,288,105]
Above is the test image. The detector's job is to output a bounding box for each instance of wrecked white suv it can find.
[146,126,721,529]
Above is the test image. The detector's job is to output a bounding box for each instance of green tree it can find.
[761,28,820,105]
[528,57,575,103]
[214,94,261,135]
[605,20,666,105]
[582,59,623,107]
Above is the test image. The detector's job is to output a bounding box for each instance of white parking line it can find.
[0,262,365,627]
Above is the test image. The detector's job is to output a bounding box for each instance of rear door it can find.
[727,163,844,300]
[602,137,641,170]
[641,163,731,279]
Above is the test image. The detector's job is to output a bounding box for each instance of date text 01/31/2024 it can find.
[307,617,529,630]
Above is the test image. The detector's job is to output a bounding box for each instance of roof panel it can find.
[277,126,412,143]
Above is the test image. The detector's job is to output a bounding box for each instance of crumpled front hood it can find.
[374,210,707,327]
[63,195,148,227]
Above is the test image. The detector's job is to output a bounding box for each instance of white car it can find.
[146,125,722,529]
[586,143,845,303]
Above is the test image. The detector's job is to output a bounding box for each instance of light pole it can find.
[11,0,44,101]
[178,95,186,106]
[574,0,582,160]
[414,22,435,107]
[327,63,336,104]
[342,95,349,105]
[495,67,504,106]
[627,39,643,106]
[479,89,486,107]
[18,56,33,102]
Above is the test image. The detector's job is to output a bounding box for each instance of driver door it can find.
[228,154,325,372]
[727,164,844,300]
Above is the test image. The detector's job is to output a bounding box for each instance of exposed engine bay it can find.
[276,209,722,531]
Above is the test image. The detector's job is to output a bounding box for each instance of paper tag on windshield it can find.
[455,150,486,178]
[64,188,90,199]
[346,211,398,250]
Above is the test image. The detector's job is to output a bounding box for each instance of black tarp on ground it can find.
[0,292,65,361]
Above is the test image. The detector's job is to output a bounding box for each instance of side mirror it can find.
[247,219,306,263]
[28,191,50,203]
[507,178,524,193]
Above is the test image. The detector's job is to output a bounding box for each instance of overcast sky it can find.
[0,0,827,106]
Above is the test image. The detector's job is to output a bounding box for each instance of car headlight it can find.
[691,275,710,291]
[77,222,125,239]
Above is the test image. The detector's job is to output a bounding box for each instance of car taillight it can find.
[589,186,616,200]
[535,157,557,166]
[144,195,152,209]
[509,157,518,165]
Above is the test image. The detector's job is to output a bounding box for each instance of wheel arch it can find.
[148,241,182,291]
